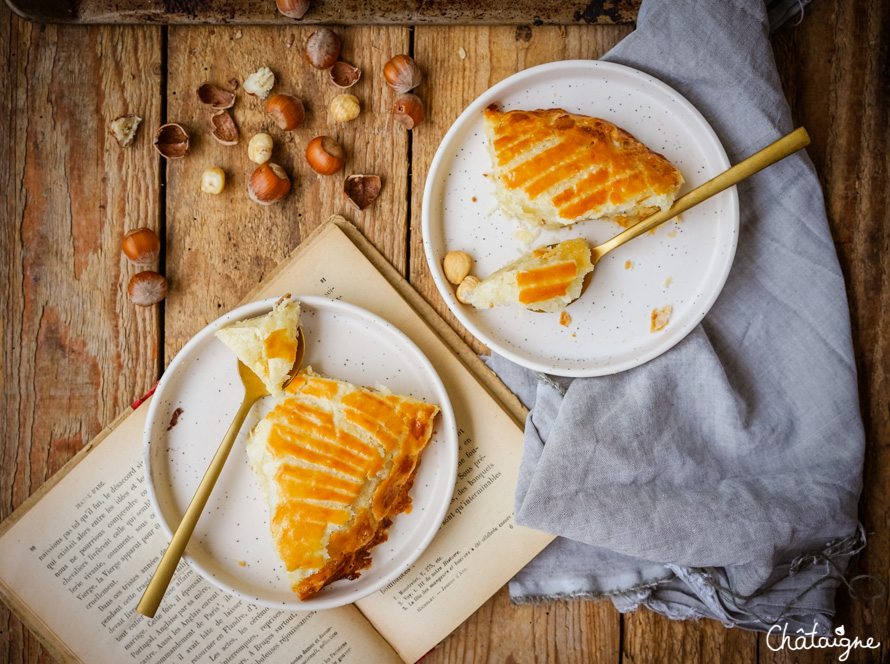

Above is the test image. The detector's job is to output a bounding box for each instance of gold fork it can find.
[137,329,304,618]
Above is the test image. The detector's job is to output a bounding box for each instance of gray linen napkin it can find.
[490,0,867,635]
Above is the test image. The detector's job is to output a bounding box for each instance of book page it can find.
[0,403,401,664]
[255,223,555,663]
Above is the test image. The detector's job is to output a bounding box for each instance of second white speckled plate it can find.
[143,296,458,611]
[422,60,739,376]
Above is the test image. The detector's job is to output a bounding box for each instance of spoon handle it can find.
[593,127,811,260]
[136,395,257,618]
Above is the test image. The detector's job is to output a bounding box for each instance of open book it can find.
[0,219,554,664]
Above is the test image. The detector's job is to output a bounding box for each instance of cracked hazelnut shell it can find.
[153,123,190,159]
[330,61,361,88]
[209,111,239,145]
[343,174,382,210]
[196,83,235,109]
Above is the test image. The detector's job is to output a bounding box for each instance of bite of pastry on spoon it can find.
[455,127,811,314]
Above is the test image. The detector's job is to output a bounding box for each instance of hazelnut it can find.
[196,83,235,109]
[201,167,226,194]
[109,115,142,147]
[265,94,305,131]
[153,123,190,159]
[248,163,291,205]
[305,136,345,175]
[128,271,168,306]
[393,93,424,130]
[329,94,360,122]
[248,133,274,164]
[343,174,382,211]
[243,67,275,99]
[443,251,472,285]
[330,61,361,88]
[456,276,480,304]
[209,110,239,145]
[275,0,310,18]
[305,28,341,69]
[383,55,422,94]
[122,228,160,265]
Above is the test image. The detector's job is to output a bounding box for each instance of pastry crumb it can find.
[667,229,678,238]
[237,560,247,567]
[663,277,673,287]
[559,311,572,327]
[624,260,633,270]
[650,306,672,333]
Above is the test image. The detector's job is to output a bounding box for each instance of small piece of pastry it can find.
[483,105,684,228]
[215,296,302,396]
[247,368,439,600]
[650,305,672,332]
[464,238,594,313]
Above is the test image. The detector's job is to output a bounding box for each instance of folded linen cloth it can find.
[492,0,867,635]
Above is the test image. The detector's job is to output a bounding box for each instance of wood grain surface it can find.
[1,0,888,662]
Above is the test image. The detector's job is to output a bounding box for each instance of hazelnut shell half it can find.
[209,111,239,146]
[196,83,236,109]
[343,174,382,210]
[330,61,361,89]
[153,123,190,159]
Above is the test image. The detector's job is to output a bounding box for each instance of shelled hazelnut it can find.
[243,67,276,99]
[248,133,274,164]
[456,276,479,304]
[329,94,360,122]
[201,167,226,194]
[109,115,142,147]
[443,251,472,285]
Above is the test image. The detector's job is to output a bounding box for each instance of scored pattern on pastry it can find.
[247,368,439,600]
[484,105,684,227]
[467,238,594,313]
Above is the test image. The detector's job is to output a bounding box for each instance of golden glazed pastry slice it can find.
[483,105,684,228]
[246,368,440,600]
[465,238,594,313]
[215,297,302,396]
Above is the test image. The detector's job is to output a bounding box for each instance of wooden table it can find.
[1,0,887,661]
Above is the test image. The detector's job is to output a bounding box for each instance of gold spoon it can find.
[136,328,305,618]
[586,126,811,275]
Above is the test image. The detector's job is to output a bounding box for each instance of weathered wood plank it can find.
[0,5,162,662]
[425,586,621,664]
[767,0,890,659]
[7,0,640,27]
[623,611,756,663]
[163,24,410,358]
[410,24,631,663]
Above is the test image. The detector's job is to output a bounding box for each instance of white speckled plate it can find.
[422,60,738,376]
[143,296,458,611]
